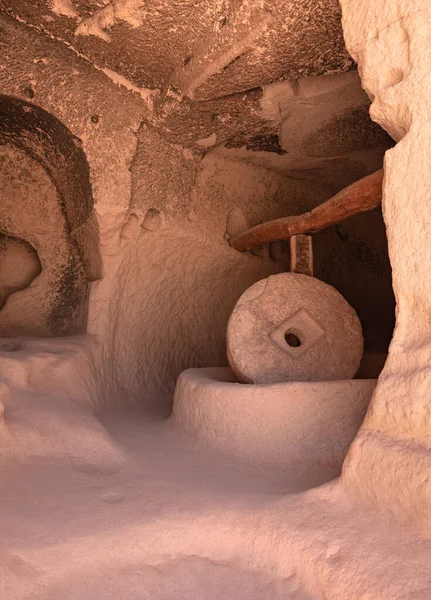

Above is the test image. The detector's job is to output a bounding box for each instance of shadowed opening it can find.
[284,332,302,348]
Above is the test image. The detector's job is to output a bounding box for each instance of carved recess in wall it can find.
[0,95,101,337]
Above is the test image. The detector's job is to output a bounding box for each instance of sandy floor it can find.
[0,332,430,600]
[2,406,431,599]
[0,411,314,599]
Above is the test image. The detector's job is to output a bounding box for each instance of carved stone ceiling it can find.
[0,0,352,98]
[0,0,394,188]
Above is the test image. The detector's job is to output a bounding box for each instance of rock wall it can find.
[1,0,353,96]
[0,85,103,337]
[0,11,396,412]
[340,0,431,529]
[0,16,290,411]
[0,145,85,336]
[0,15,143,346]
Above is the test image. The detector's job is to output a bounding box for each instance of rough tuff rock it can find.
[0,10,394,410]
[339,0,431,530]
[2,0,431,598]
[0,0,353,95]
[0,145,90,336]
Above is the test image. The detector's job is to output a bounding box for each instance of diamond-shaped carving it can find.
[269,308,325,359]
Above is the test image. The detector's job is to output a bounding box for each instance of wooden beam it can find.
[229,169,384,252]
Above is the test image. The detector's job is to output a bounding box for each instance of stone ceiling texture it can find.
[0,0,352,99]
[0,0,394,192]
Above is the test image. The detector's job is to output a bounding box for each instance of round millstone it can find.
[227,273,363,384]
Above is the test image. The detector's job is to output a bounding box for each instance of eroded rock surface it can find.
[340,0,431,530]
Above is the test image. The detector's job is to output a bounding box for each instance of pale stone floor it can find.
[1,409,431,600]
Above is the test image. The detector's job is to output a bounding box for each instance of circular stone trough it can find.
[171,368,376,479]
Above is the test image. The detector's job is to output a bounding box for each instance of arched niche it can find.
[0,95,101,337]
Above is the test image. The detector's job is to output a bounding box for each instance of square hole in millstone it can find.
[269,308,325,359]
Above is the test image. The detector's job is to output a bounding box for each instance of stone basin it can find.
[171,367,377,483]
